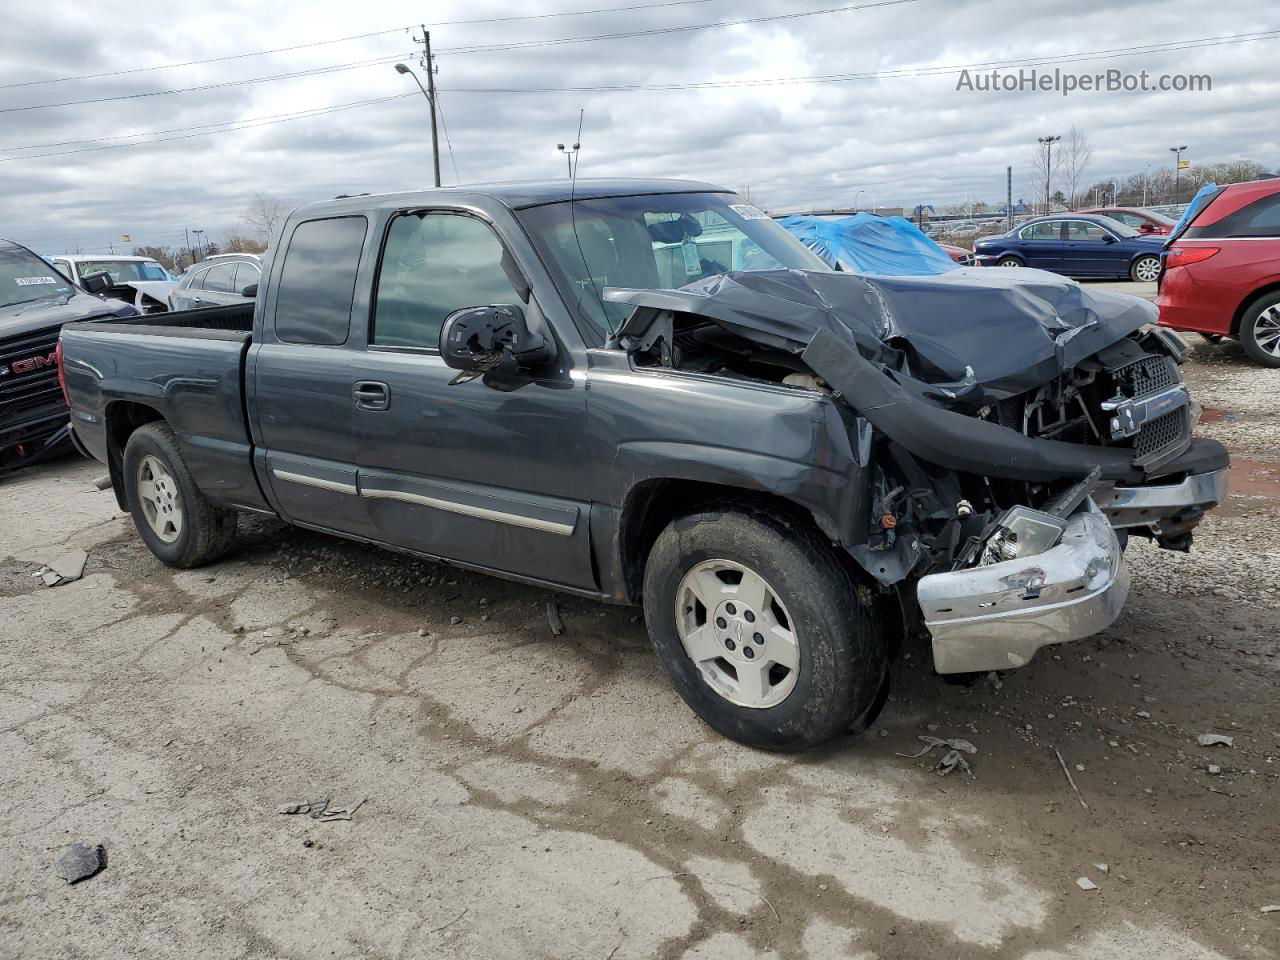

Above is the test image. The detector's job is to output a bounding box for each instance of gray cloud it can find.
[1,0,1276,253]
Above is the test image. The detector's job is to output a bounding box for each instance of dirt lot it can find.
[2,336,1277,960]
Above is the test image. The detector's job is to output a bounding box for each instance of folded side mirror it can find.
[1102,234,1118,244]
[439,305,554,381]
[81,271,112,295]
[240,283,258,298]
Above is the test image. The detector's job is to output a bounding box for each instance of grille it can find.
[1114,355,1179,396]
[1135,407,1189,460]
[0,327,63,428]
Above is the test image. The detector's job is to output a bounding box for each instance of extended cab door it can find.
[349,207,596,590]
[249,215,377,536]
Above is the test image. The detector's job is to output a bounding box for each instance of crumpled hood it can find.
[606,267,1156,401]
[1,292,137,340]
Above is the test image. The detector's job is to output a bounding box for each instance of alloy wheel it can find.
[137,454,183,543]
[674,559,800,709]
[1133,256,1162,283]
[1255,305,1280,358]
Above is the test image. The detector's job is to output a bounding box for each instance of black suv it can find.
[1,239,137,473]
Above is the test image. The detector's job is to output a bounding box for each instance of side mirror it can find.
[1102,234,1118,244]
[439,305,554,381]
[240,283,258,298]
[1139,224,1155,233]
[81,271,112,295]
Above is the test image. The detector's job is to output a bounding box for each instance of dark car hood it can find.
[606,268,1156,402]
[1,291,136,340]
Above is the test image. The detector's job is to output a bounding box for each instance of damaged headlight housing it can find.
[979,506,1068,566]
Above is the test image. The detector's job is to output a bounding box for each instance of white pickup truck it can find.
[49,254,175,315]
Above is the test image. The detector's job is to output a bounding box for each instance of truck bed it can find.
[60,300,268,513]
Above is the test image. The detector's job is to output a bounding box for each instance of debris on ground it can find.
[55,844,106,884]
[1261,905,1280,914]
[278,797,367,822]
[897,736,976,776]
[1076,877,1099,892]
[1054,747,1090,811]
[546,599,564,637]
[91,474,112,491]
[36,549,88,587]
[1208,764,1222,775]
[1197,733,1235,747]
[1094,863,1109,874]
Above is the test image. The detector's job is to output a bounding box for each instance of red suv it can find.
[1079,206,1175,236]
[1157,178,1280,367]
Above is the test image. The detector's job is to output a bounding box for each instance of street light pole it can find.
[192,229,205,263]
[395,58,441,188]
[1038,135,1062,215]
[1170,145,1188,204]
[853,189,864,212]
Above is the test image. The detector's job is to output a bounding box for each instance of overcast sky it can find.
[1,0,1277,254]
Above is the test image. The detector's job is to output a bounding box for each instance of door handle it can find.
[353,381,390,411]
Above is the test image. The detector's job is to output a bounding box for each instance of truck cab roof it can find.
[303,178,731,217]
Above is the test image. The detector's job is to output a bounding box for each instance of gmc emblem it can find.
[3,351,57,376]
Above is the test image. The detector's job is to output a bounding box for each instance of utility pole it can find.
[184,228,192,270]
[1170,145,1188,203]
[1006,166,1013,232]
[1038,135,1061,216]
[193,229,205,263]
[398,27,442,187]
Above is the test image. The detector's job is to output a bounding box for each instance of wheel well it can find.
[617,479,832,603]
[104,401,165,510]
[1230,282,1280,336]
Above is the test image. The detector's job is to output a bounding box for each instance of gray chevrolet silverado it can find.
[59,180,1229,750]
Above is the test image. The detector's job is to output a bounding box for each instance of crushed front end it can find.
[605,267,1229,673]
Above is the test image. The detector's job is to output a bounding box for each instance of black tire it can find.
[1239,291,1280,368]
[642,503,888,752]
[122,422,238,568]
[1130,254,1162,283]
[996,255,1024,268]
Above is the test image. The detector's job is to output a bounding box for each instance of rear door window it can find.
[203,263,236,293]
[274,217,368,345]
[1020,222,1061,240]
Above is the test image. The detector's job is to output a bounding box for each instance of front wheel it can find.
[642,504,887,751]
[122,422,238,567]
[1240,292,1280,367]
[996,255,1024,268]
[1130,254,1162,283]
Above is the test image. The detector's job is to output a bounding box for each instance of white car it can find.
[48,254,176,314]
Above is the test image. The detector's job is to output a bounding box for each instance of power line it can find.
[0,0,719,92]
[0,0,918,113]
[0,52,416,115]
[434,94,463,186]
[435,28,1280,91]
[0,94,418,163]
[431,0,923,56]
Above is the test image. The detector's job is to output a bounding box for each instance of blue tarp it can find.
[779,214,960,276]
[1170,182,1218,236]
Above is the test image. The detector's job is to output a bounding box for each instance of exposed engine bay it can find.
[605,268,1221,592]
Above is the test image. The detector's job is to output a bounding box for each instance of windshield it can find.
[77,259,170,282]
[0,246,76,308]
[517,192,829,334]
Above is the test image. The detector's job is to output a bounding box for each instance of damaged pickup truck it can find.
[58,180,1229,751]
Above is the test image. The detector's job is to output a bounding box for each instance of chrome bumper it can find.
[919,501,1129,674]
[1093,467,1229,529]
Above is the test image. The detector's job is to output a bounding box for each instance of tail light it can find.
[55,338,71,407]
[1164,245,1220,269]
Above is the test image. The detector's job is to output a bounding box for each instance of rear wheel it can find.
[1240,293,1280,367]
[123,422,238,567]
[996,255,1024,268]
[1130,254,1161,283]
[642,503,888,751]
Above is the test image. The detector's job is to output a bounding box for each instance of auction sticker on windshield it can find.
[14,276,57,285]
[730,203,770,220]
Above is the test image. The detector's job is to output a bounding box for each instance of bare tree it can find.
[220,230,267,254]
[1060,126,1093,209]
[241,193,292,246]
[1029,139,1064,215]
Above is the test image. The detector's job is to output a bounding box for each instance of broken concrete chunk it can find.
[1208,765,1222,775]
[56,843,106,884]
[1076,877,1098,892]
[41,571,63,587]
[1260,905,1280,914]
[1094,863,1109,874]
[1197,734,1234,748]
[49,550,88,582]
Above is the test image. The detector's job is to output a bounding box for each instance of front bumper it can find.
[919,501,1129,674]
[1094,467,1229,530]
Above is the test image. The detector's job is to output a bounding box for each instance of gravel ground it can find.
[1,337,1276,960]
